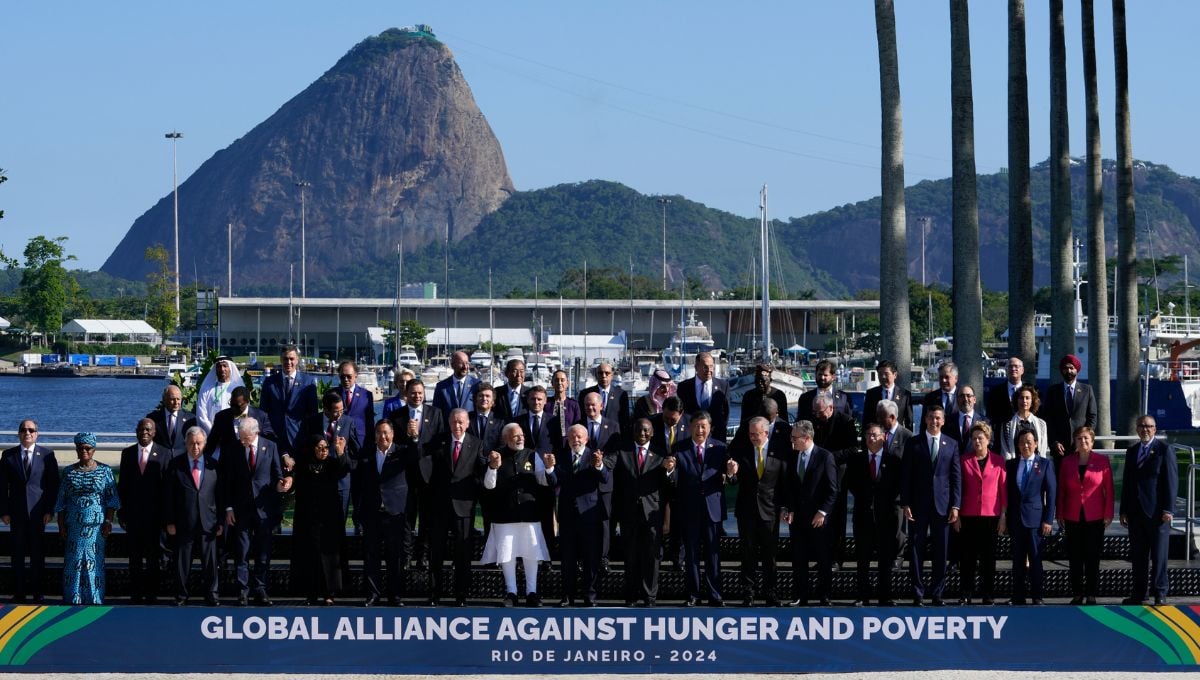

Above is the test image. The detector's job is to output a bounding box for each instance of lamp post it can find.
[295,181,311,297]
[657,197,672,290]
[165,131,183,323]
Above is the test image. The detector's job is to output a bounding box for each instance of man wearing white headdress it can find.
[196,357,242,434]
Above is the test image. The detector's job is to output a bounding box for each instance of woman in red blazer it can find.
[1056,426,1114,604]
[954,421,1007,604]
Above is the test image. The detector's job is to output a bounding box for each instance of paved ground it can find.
[1,673,1195,679]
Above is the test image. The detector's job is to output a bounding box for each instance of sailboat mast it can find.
[760,184,771,363]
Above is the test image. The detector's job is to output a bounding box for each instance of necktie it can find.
[638,446,646,471]
[1138,443,1150,465]
[533,414,541,433]
[23,449,31,477]
[943,392,949,410]
[285,375,294,399]
[798,453,807,482]
[452,440,461,466]
[345,388,353,410]
[756,445,765,479]
[192,459,201,489]
[455,380,463,407]
[326,419,336,440]
[696,444,704,466]
[591,422,599,443]
[1066,385,1075,413]
[962,414,970,436]
[168,412,176,443]
[601,390,609,411]
[510,390,519,414]
[248,444,256,469]
[573,450,583,471]
[139,447,149,474]
[930,437,939,462]
[669,427,676,448]
[869,452,878,481]
[1022,459,1033,490]
[412,410,421,434]
[885,430,893,451]
[476,414,485,435]
[701,382,711,409]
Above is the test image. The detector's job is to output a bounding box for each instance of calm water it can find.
[0,376,168,445]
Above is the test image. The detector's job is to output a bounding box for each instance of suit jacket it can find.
[117,442,172,528]
[920,389,962,433]
[732,434,791,522]
[147,408,197,456]
[0,444,59,521]
[677,377,731,443]
[1042,382,1099,454]
[672,437,732,524]
[469,410,505,453]
[796,388,853,423]
[1121,439,1178,520]
[883,425,912,462]
[579,384,631,433]
[548,446,613,525]
[297,413,362,464]
[351,445,418,518]
[203,405,275,458]
[1005,455,1056,528]
[1057,452,1115,523]
[739,387,790,426]
[258,370,318,454]
[785,445,838,519]
[432,374,480,416]
[494,383,529,422]
[390,405,447,487]
[337,384,376,452]
[845,445,903,523]
[515,410,554,455]
[984,381,1025,426]
[945,412,990,452]
[863,385,914,432]
[612,443,674,525]
[649,413,690,458]
[163,454,220,534]
[577,416,622,454]
[900,432,962,518]
[218,437,283,523]
[812,411,858,465]
[958,450,1007,517]
[433,434,486,519]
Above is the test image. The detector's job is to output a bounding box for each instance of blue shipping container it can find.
[94,355,117,366]
[118,356,139,367]
[67,354,91,366]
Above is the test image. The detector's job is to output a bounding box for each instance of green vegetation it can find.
[144,244,178,339]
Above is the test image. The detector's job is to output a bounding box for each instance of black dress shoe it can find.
[237,595,249,606]
[981,597,994,605]
[1009,598,1027,606]
[1155,596,1168,606]
[788,599,807,607]
[644,598,656,607]
[851,599,865,607]
[958,598,972,606]
[741,598,755,607]
[1121,597,1146,605]
[624,599,638,607]
[526,593,542,608]
[1085,596,1097,605]
[427,598,440,607]
[503,593,519,608]
[581,598,595,608]
[364,595,380,607]
[708,599,725,608]
[144,596,158,606]
[1069,595,1085,605]
[453,598,467,607]
[879,599,896,607]
[204,596,220,607]
[10,595,26,604]
[558,597,574,607]
[254,595,273,607]
[174,597,187,607]
[817,598,832,607]
[389,596,405,607]
[600,558,610,574]
[31,595,44,604]
[684,597,700,607]
[1031,598,1045,605]
[912,598,925,607]
[931,598,945,607]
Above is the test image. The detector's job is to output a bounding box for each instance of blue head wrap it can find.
[74,432,97,448]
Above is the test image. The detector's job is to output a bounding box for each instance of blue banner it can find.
[2,605,1198,673]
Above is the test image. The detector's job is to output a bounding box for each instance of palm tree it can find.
[1082,0,1111,437]
[1049,0,1075,385]
[875,0,911,379]
[950,0,983,395]
[1008,0,1036,374]
[1113,0,1139,432]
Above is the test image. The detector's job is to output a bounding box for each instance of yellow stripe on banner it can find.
[0,607,45,655]
[1149,606,1200,664]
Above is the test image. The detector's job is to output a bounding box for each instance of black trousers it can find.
[428,511,474,600]
[126,522,163,600]
[623,515,662,603]
[737,515,779,601]
[908,512,951,599]
[174,527,219,601]
[10,519,47,599]
[363,511,409,599]
[791,521,832,601]
[853,506,904,601]
[684,519,722,602]
[1128,512,1170,600]
[227,514,275,597]
[559,516,605,601]
[1064,519,1105,597]
[1010,524,1045,600]
[958,515,999,599]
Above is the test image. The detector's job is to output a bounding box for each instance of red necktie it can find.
[192,460,201,489]
[345,389,353,409]
[869,453,878,481]
[139,448,149,474]
[962,414,970,435]
[248,444,256,469]
[696,444,704,466]
[453,440,461,466]
[638,446,646,471]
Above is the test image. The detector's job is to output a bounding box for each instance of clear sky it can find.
[2,1,1197,271]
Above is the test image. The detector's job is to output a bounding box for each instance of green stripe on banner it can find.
[1130,606,1196,665]
[10,607,111,666]
[1079,607,1182,665]
[0,608,65,666]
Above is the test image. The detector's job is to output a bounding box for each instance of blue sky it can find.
[2,1,1197,270]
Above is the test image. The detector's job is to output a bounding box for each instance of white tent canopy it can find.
[0,316,10,330]
[425,327,535,348]
[60,319,160,344]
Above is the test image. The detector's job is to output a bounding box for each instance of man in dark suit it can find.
[548,424,613,607]
[783,419,838,606]
[432,351,479,418]
[516,386,554,455]
[739,363,791,428]
[944,385,989,451]
[218,416,286,606]
[900,403,962,605]
[353,420,417,606]
[390,379,446,570]
[203,386,275,458]
[651,396,690,571]
[673,412,737,606]
[336,359,376,452]
[984,356,1027,427]
[732,416,789,607]
[677,352,731,443]
[796,359,853,423]
[493,358,528,423]
[118,418,173,603]
[810,392,858,571]
[0,419,59,603]
[258,344,318,456]
[578,392,621,454]
[920,362,962,434]
[1002,429,1056,605]
[863,359,913,431]
[298,391,361,460]
[847,421,906,606]
[426,409,485,606]
[147,384,196,456]
[1043,354,1098,466]
[163,427,221,606]
[1121,415,1178,605]
[612,417,676,606]
[470,383,505,452]
[579,361,631,434]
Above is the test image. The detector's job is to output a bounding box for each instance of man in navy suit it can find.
[1002,428,1056,604]
[516,386,554,455]
[118,418,173,603]
[432,351,479,418]
[673,412,738,606]
[612,418,676,606]
[900,403,961,605]
[336,359,376,452]
[651,397,690,569]
[863,360,913,431]
[204,386,276,458]
[353,420,418,606]
[1121,415,1178,605]
[389,380,445,571]
[548,424,613,607]
[1043,354,1099,467]
[847,421,906,606]
[493,358,528,423]
[219,416,286,605]
[739,363,791,428]
[920,362,962,434]
[148,384,196,456]
[470,383,505,452]
[796,359,853,423]
[579,361,631,434]
[733,416,790,607]
[578,392,621,454]
[258,345,318,456]
[426,409,485,606]
[783,419,838,606]
[677,353,731,443]
[0,419,59,603]
[164,427,221,606]
[984,356,1027,428]
[944,385,989,451]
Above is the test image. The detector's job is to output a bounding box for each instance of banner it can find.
[2,604,1198,673]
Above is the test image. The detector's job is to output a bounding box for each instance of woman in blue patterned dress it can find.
[54,432,119,604]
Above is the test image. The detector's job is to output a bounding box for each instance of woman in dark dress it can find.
[291,434,350,605]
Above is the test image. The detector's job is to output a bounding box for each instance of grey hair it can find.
[876,399,898,419]
[239,417,260,435]
[793,420,815,439]
[185,426,206,443]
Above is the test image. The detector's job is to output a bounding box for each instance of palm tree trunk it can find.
[1082,0,1111,437]
[950,0,983,396]
[1008,0,1036,375]
[1049,0,1075,386]
[1113,0,1139,432]
[875,0,912,380]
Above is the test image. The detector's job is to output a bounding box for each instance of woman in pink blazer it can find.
[1056,426,1114,605]
[954,421,1007,604]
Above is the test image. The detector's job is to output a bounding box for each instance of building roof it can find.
[61,319,158,335]
[426,327,535,347]
[0,316,9,330]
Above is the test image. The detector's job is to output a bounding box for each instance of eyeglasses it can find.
[339,374,355,379]
[19,427,37,433]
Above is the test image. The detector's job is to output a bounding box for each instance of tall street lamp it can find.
[165,131,183,323]
[657,197,672,290]
[295,180,311,297]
